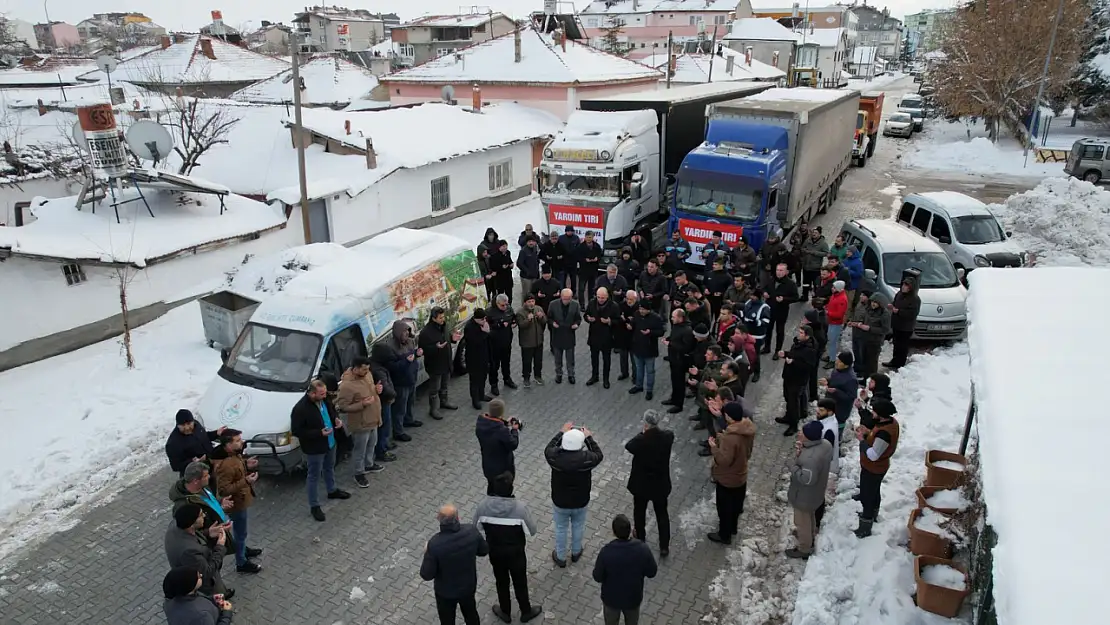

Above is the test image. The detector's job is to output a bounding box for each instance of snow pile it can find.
[989,177,1110,267]
[931,460,965,472]
[914,507,957,541]
[0,305,218,564]
[790,343,973,625]
[902,120,1064,178]
[926,489,969,512]
[225,243,353,299]
[922,564,967,592]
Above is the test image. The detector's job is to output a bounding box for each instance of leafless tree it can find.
[165,98,240,175]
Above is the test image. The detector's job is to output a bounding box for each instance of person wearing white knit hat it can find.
[544,422,604,568]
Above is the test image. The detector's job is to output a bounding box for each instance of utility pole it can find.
[707,24,718,82]
[291,49,313,244]
[1023,0,1066,164]
[666,31,673,89]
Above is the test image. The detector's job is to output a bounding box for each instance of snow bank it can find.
[989,177,1110,267]
[791,344,972,625]
[926,489,969,511]
[902,121,1064,178]
[0,305,218,565]
[922,564,966,591]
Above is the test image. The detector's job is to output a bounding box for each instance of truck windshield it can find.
[953,215,1005,244]
[675,174,762,222]
[857,112,865,129]
[540,169,620,198]
[882,252,960,288]
[224,323,322,386]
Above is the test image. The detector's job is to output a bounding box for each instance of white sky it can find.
[3,0,959,32]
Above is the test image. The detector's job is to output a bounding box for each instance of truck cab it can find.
[852,92,884,166]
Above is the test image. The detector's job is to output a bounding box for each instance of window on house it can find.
[489,159,513,192]
[715,15,727,25]
[62,263,86,286]
[431,176,451,211]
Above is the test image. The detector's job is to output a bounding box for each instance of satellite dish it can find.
[441,85,455,103]
[95,55,118,75]
[71,121,89,153]
[124,120,175,162]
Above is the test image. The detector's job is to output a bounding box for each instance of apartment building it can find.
[748,2,858,46]
[580,0,740,53]
[903,8,954,53]
[850,4,902,62]
[390,13,518,66]
[292,6,387,52]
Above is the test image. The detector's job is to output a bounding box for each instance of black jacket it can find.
[630,311,666,358]
[597,273,629,300]
[616,256,640,286]
[782,336,818,386]
[666,321,697,368]
[419,517,489,600]
[486,305,516,347]
[530,277,562,312]
[539,240,567,273]
[516,244,541,280]
[766,276,799,314]
[489,249,515,291]
[592,538,658,610]
[704,269,732,300]
[475,415,519,479]
[557,234,581,270]
[477,228,499,276]
[625,427,674,498]
[418,320,455,376]
[290,394,340,456]
[891,288,922,332]
[576,241,603,275]
[369,361,396,404]
[613,301,637,350]
[545,432,604,509]
[463,319,491,370]
[637,270,667,307]
[585,298,621,349]
[165,427,218,474]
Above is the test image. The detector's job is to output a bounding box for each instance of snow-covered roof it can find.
[723,18,799,42]
[660,51,785,84]
[913,191,991,218]
[747,86,857,103]
[0,183,286,267]
[968,267,1110,625]
[381,27,662,85]
[924,50,947,60]
[796,27,846,48]
[581,0,737,14]
[751,2,848,11]
[246,228,471,332]
[0,56,100,86]
[78,35,290,85]
[230,55,378,106]
[401,13,507,27]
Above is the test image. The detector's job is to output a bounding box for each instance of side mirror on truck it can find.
[629,182,642,200]
[533,167,541,192]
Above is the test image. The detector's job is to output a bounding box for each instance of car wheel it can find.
[1083,170,1101,184]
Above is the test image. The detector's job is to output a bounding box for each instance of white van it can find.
[195,228,487,473]
[895,191,1029,272]
[840,218,969,340]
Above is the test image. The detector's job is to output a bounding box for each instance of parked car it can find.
[895,192,1030,272]
[840,218,969,341]
[898,94,926,131]
[1064,137,1110,184]
[883,112,915,138]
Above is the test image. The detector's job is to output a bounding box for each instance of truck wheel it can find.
[867,136,877,158]
[858,153,867,167]
[1083,170,1101,184]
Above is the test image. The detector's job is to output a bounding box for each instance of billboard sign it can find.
[677,218,744,265]
[546,204,605,243]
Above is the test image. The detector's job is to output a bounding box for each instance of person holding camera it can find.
[476,399,521,496]
[545,422,604,568]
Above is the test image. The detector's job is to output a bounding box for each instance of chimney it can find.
[725,56,734,74]
[514,28,522,62]
[365,138,377,169]
[745,46,752,66]
[344,120,351,135]
[199,37,216,60]
[792,2,800,17]
[772,51,780,67]
[160,34,171,49]
[261,20,272,27]
[632,0,639,10]
[37,99,46,116]
[472,85,482,112]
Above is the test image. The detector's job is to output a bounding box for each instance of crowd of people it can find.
[155,221,915,624]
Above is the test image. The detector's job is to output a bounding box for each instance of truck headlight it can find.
[973,255,991,268]
[544,148,553,158]
[603,248,618,257]
[600,150,611,160]
[254,432,293,447]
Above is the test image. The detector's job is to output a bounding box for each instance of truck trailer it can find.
[670,87,860,257]
[536,81,775,260]
[852,91,884,166]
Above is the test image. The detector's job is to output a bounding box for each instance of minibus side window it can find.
[320,324,367,377]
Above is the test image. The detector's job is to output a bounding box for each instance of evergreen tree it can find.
[600,17,627,56]
[1067,0,1110,124]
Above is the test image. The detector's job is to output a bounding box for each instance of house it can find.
[659,47,785,85]
[75,12,165,49]
[390,13,518,67]
[380,27,663,120]
[78,34,290,98]
[848,45,885,80]
[579,0,739,52]
[904,9,954,54]
[248,22,293,56]
[721,18,798,76]
[793,26,849,87]
[33,22,81,51]
[746,1,858,45]
[4,18,40,51]
[851,5,902,64]
[230,55,380,109]
[199,17,243,45]
[292,6,387,53]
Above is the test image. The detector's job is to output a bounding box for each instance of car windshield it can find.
[540,169,620,198]
[900,98,923,109]
[889,113,912,123]
[675,172,762,221]
[882,252,960,288]
[952,215,1005,244]
[226,323,322,385]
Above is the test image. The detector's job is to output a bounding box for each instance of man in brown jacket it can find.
[211,430,262,573]
[854,398,899,538]
[707,401,756,545]
[336,356,384,488]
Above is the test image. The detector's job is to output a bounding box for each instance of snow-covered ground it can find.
[846,71,905,92]
[902,119,1065,178]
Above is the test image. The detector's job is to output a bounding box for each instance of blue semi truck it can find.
[669,87,861,261]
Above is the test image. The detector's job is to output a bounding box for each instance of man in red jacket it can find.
[823,281,849,369]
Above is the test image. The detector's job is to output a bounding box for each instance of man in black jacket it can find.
[477,228,500,301]
[486,295,518,394]
[703,257,732,316]
[464,309,494,410]
[585,286,620,388]
[637,260,667,313]
[625,410,674,557]
[475,399,520,496]
[597,264,629,302]
[576,230,602,305]
[418,307,463,421]
[540,232,566,287]
[165,409,224,476]
[420,504,489,625]
[473,473,543,623]
[489,240,516,304]
[530,264,562,328]
[662,308,696,414]
[592,514,658,625]
[557,225,581,290]
[765,263,800,355]
[545,422,604,567]
[629,300,665,400]
[777,325,819,436]
[884,277,921,370]
[290,379,351,522]
[516,237,541,297]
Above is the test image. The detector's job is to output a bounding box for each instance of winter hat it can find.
[491,471,514,497]
[524,292,536,302]
[693,323,710,339]
[565,225,575,233]
[488,398,506,419]
[175,409,195,425]
[832,280,846,292]
[837,351,854,367]
[722,399,753,421]
[472,307,486,319]
[638,300,653,310]
[871,398,897,418]
[162,566,200,599]
[803,309,821,325]
[817,398,837,412]
[561,428,586,451]
[173,503,202,529]
[642,409,661,427]
[802,421,824,441]
[541,264,552,275]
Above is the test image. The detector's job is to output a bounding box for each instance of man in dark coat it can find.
[165,409,223,476]
[730,238,758,286]
[636,259,667,313]
[576,230,603,306]
[614,291,638,382]
[515,236,542,298]
[615,247,641,287]
[758,232,788,285]
[530,264,562,317]
[585,286,621,388]
[165,503,227,597]
[557,225,581,290]
[765,263,800,355]
[702,257,732,317]
[592,514,658,625]
[777,325,819,436]
[475,398,520,496]
[629,300,665,400]
[597,264,629,302]
[515,293,547,387]
[418,307,463,421]
[820,351,859,434]
[486,294,518,394]
[464,309,494,410]
[540,231,567,286]
[420,504,490,625]
[489,240,516,304]
[477,228,500,301]
[290,379,351,522]
[625,410,674,557]
[885,276,921,369]
[662,308,696,414]
[547,288,582,384]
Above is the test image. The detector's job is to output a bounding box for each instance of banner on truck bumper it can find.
[678,219,744,266]
[547,204,605,242]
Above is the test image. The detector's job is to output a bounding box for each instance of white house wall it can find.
[0,178,84,226]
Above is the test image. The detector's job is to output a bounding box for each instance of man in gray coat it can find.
[547,288,582,384]
[165,503,229,597]
[786,421,834,559]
